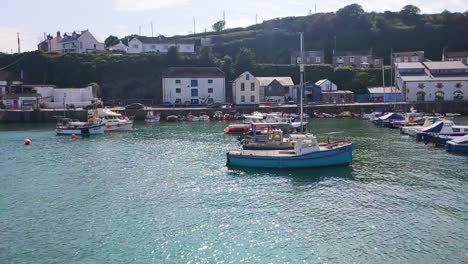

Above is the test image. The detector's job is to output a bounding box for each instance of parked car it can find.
[125,103,145,110]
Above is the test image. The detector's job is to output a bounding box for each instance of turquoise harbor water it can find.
[0,118,467,263]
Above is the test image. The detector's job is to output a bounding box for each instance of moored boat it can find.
[166,115,178,122]
[227,134,353,169]
[144,111,160,123]
[416,120,468,141]
[224,124,250,134]
[56,117,105,136]
[92,108,134,131]
[447,135,468,153]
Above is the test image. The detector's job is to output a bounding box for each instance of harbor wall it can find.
[1,101,467,123]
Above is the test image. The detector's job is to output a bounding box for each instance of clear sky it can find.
[1,0,467,53]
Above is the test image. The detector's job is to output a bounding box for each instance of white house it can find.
[127,37,195,54]
[395,61,468,102]
[162,67,225,105]
[315,79,337,91]
[232,72,260,105]
[109,41,128,53]
[59,30,105,53]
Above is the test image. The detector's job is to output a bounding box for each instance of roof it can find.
[162,67,225,78]
[393,51,424,57]
[395,62,425,69]
[257,77,294,87]
[315,79,334,86]
[400,75,468,82]
[423,61,468,70]
[291,50,323,57]
[334,50,370,57]
[445,51,468,58]
[368,87,400,94]
[60,30,87,42]
[132,36,194,45]
[322,90,354,94]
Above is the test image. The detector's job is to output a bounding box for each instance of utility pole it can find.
[382,64,386,102]
[151,22,154,37]
[17,32,21,53]
[139,26,141,35]
[193,16,196,34]
[255,14,258,25]
[315,3,317,13]
[300,32,304,133]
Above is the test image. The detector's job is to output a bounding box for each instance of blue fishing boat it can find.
[227,134,354,169]
[447,135,468,153]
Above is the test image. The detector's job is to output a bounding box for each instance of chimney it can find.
[44,32,46,41]
[57,31,61,38]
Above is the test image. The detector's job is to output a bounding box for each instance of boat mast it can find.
[299,32,304,133]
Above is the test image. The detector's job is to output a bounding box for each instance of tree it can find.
[401,5,421,16]
[222,55,234,81]
[336,4,365,19]
[212,20,226,32]
[235,48,255,75]
[104,35,119,48]
[197,46,216,66]
[166,46,181,66]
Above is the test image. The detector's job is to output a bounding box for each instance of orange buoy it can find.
[71,134,77,140]
[23,138,31,145]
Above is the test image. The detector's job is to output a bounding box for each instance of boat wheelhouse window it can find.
[464,129,468,132]
[453,128,461,132]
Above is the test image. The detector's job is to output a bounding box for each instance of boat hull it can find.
[227,143,354,169]
[103,121,134,131]
[56,125,105,135]
[447,142,468,153]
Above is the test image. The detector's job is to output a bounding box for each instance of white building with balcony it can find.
[395,61,468,102]
[162,67,225,105]
[127,37,195,54]
[59,30,104,53]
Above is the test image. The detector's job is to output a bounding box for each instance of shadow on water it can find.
[226,166,354,185]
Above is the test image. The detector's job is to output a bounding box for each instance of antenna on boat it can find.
[299,32,304,133]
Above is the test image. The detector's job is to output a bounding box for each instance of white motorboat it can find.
[401,117,440,136]
[145,111,160,123]
[199,115,210,121]
[91,108,134,131]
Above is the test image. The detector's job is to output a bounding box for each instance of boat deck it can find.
[230,143,350,157]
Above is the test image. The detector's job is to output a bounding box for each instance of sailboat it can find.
[226,33,354,169]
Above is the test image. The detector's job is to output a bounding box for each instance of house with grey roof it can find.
[333,49,383,68]
[395,61,468,102]
[443,51,468,65]
[392,51,425,64]
[257,77,295,103]
[315,79,337,92]
[59,30,104,53]
[291,50,324,65]
[128,36,195,54]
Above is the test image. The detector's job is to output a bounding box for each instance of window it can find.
[435,91,445,101]
[350,57,355,63]
[416,91,426,102]
[208,88,213,93]
[191,89,198,97]
[361,56,367,63]
[250,95,255,102]
[191,80,198,87]
[246,74,250,80]
[453,128,461,132]
[241,96,245,102]
[175,88,181,93]
[133,44,139,48]
[80,42,83,49]
[208,79,213,84]
[251,83,255,91]
[175,80,181,84]
[411,56,419,62]
[395,57,401,63]
[455,83,463,89]
[418,83,425,89]
[404,57,409,62]
[436,83,444,89]
[337,57,344,63]
[315,57,321,63]
[241,83,245,91]
[453,90,464,100]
